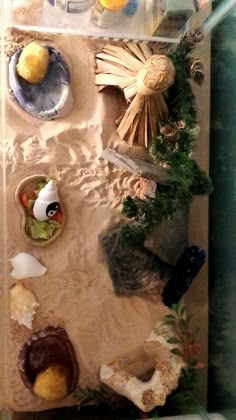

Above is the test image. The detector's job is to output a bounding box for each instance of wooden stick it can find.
[95,74,136,89]
[123,83,138,101]
[118,92,144,140]
[103,46,144,71]
[137,103,146,147]
[127,113,141,145]
[139,43,152,60]
[150,98,159,140]
[153,95,164,121]
[157,93,169,121]
[126,43,146,64]
[96,60,135,77]
[96,52,137,72]
[144,100,149,147]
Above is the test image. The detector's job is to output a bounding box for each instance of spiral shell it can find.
[33,180,60,221]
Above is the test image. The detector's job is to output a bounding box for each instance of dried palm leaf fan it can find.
[95,43,175,147]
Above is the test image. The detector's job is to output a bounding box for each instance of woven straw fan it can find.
[95,43,175,147]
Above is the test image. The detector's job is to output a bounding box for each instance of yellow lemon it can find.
[17,41,49,84]
[99,0,129,11]
[33,364,68,401]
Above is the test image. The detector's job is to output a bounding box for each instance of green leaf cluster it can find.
[121,31,213,244]
[162,304,205,413]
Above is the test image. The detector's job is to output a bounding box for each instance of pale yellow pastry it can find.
[17,41,49,84]
[33,364,68,401]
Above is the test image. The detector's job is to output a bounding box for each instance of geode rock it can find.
[99,227,172,296]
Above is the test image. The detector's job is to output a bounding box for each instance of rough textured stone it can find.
[144,207,189,266]
[102,148,168,184]
[99,226,172,296]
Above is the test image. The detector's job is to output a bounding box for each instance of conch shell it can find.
[33,180,60,222]
[10,283,39,329]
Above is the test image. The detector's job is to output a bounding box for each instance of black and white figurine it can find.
[33,180,60,222]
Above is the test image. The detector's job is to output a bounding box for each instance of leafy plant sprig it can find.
[165,303,204,370]
[159,303,206,417]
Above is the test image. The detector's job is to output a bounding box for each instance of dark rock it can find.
[162,245,206,307]
[144,207,189,266]
[99,226,172,296]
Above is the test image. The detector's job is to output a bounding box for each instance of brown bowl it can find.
[18,327,79,398]
[15,174,65,247]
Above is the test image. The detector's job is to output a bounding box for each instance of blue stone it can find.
[124,0,138,16]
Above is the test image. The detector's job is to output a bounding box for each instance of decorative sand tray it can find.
[2,26,210,416]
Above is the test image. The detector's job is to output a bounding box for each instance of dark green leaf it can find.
[170,348,184,357]
[171,303,180,314]
[167,337,182,344]
[190,359,198,367]
[180,306,186,317]
[165,314,176,320]
[179,318,188,331]
[165,320,175,326]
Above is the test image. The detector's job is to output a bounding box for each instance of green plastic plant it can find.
[121,30,213,245]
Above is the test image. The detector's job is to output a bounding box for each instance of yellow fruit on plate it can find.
[99,0,129,11]
[33,364,68,401]
[17,41,50,84]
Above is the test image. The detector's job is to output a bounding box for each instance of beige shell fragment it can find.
[100,321,185,412]
[10,283,39,330]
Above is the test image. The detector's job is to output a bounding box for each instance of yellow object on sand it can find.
[33,364,68,401]
[17,41,49,84]
[99,0,129,11]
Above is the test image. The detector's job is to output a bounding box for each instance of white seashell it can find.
[9,252,47,280]
[10,283,39,330]
[33,180,60,222]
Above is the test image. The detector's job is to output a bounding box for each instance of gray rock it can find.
[144,207,189,266]
[99,226,172,296]
[102,148,168,184]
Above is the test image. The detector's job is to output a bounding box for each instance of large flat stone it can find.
[102,148,168,184]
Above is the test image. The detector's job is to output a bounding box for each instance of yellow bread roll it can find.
[33,364,68,401]
[17,41,49,84]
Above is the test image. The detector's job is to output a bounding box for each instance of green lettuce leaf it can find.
[26,217,61,240]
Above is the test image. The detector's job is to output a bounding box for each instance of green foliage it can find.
[74,384,126,408]
[122,146,213,242]
[162,304,205,412]
[121,37,213,244]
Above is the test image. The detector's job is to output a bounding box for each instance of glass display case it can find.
[0,0,235,419]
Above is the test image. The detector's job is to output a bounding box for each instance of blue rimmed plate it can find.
[9,46,74,120]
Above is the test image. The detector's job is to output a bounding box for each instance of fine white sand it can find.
[4,28,172,412]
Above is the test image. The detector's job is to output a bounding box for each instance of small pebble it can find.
[124,0,138,16]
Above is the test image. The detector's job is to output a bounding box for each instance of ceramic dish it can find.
[15,174,65,247]
[9,46,74,120]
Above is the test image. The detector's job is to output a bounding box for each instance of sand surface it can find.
[3,28,173,412]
